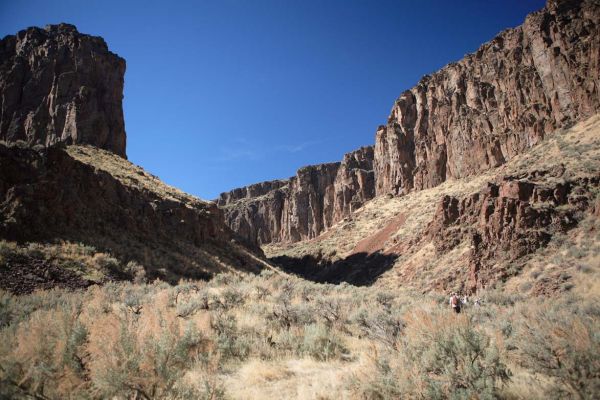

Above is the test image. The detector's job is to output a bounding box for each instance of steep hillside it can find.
[266,114,600,294]
[0,142,273,288]
[219,0,600,247]
[0,24,277,291]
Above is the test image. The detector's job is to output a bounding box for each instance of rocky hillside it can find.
[0,142,273,285]
[0,25,274,290]
[266,114,600,293]
[219,0,600,246]
[0,24,127,157]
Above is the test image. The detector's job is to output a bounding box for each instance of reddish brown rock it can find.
[0,24,127,157]
[221,0,599,247]
[375,0,600,196]
[426,173,599,292]
[218,146,375,245]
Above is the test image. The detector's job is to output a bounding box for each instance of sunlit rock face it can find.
[217,146,375,246]
[374,0,600,196]
[0,23,127,157]
[221,0,600,246]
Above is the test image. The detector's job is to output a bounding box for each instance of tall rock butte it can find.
[0,23,126,157]
[0,24,267,283]
[219,0,600,246]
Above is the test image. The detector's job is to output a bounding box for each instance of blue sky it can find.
[1,0,545,199]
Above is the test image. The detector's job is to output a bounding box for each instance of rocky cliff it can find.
[220,0,600,246]
[218,146,375,245]
[0,24,127,157]
[375,0,600,195]
[0,24,272,286]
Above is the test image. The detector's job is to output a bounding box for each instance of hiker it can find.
[449,293,461,314]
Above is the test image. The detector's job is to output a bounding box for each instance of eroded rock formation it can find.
[426,171,599,292]
[0,24,127,157]
[218,146,375,245]
[0,24,269,284]
[375,0,600,195]
[221,0,600,246]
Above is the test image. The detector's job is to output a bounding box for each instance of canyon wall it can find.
[220,0,600,246]
[0,24,269,282]
[218,146,375,245]
[375,0,600,195]
[0,24,127,157]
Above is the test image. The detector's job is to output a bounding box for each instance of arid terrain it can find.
[1,0,599,399]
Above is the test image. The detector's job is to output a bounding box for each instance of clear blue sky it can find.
[1,0,545,199]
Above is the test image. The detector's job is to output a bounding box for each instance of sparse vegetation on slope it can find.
[265,115,600,294]
[0,143,273,289]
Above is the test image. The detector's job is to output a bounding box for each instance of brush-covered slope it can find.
[266,114,600,294]
[0,142,272,290]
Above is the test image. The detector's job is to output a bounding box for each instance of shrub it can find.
[92,253,122,275]
[126,260,147,284]
[415,323,509,398]
[211,314,250,361]
[0,305,89,399]
[221,287,245,309]
[383,310,511,399]
[353,308,404,349]
[87,306,207,399]
[301,323,348,361]
[513,303,600,398]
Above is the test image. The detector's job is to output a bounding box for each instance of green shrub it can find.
[301,323,348,361]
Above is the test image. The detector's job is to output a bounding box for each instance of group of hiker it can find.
[449,292,481,313]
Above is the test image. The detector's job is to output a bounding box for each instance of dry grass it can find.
[1,270,598,399]
[67,145,211,207]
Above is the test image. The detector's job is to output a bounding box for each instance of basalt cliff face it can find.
[220,0,600,246]
[0,24,127,157]
[0,143,264,282]
[218,146,375,245]
[375,0,600,195]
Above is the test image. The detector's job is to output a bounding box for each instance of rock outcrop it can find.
[0,143,264,282]
[0,24,126,157]
[218,146,375,245]
[0,24,271,284]
[375,0,600,195]
[220,0,600,247]
[426,171,599,292]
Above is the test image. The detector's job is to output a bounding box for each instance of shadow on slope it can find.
[270,251,397,286]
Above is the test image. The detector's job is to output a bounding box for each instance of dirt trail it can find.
[350,213,406,255]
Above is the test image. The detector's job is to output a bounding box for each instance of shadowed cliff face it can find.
[0,143,266,282]
[0,23,127,157]
[219,0,600,247]
[375,0,600,196]
[218,146,375,246]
